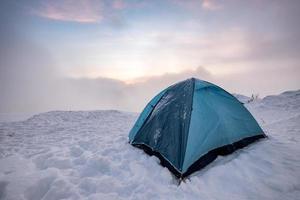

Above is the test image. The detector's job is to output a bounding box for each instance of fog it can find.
[1,0,299,113]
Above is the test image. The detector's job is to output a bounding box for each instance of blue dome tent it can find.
[129,78,266,178]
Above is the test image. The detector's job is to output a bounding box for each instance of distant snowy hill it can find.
[0,90,299,200]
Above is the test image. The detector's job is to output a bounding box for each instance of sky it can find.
[0,0,299,113]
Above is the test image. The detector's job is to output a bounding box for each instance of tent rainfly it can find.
[129,78,266,178]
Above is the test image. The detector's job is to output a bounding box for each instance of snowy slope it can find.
[0,112,36,123]
[233,93,252,104]
[0,91,299,200]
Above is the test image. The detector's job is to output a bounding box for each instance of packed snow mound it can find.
[0,91,300,200]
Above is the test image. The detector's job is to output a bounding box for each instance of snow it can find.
[233,93,252,104]
[0,91,300,200]
[0,112,36,123]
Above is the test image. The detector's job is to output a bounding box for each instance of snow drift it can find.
[0,90,299,200]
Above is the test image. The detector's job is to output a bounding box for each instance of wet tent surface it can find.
[130,78,265,176]
[132,79,194,171]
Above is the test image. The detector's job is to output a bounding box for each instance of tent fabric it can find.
[128,88,167,142]
[129,78,265,178]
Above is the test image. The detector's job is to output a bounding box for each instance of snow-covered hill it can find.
[0,90,299,200]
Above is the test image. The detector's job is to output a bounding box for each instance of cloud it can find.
[0,5,212,114]
[61,66,213,112]
[1,0,299,114]
[0,52,212,112]
[32,0,104,23]
[112,0,126,10]
[30,0,148,23]
[0,25,299,114]
[202,0,222,10]
[169,0,222,11]
[2,53,299,114]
